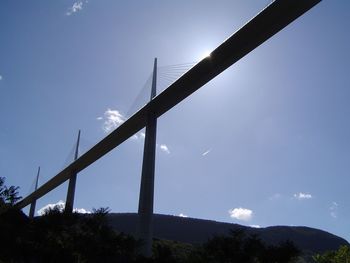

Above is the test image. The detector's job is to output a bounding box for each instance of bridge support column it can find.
[65,130,81,214]
[29,166,40,219]
[138,58,157,257]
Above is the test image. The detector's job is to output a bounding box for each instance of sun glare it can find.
[199,50,212,60]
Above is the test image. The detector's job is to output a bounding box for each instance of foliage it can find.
[152,239,195,263]
[0,205,301,263]
[0,177,21,213]
[0,204,140,262]
[0,177,302,262]
[187,229,300,263]
[313,245,350,263]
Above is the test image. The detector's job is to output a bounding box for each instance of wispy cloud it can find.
[293,192,312,200]
[202,149,211,156]
[131,132,144,140]
[66,1,84,16]
[97,108,125,133]
[0,75,2,81]
[269,193,282,200]
[250,224,261,228]
[129,134,139,140]
[159,144,170,154]
[37,200,91,215]
[330,202,338,219]
[179,213,188,218]
[228,207,253,221]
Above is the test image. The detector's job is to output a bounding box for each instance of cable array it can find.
[157,62,196,93]
[126,73,153,118]
[126,62,196,118]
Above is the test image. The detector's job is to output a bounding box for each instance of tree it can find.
[188,229,300,263]
[313,245,350,263]
[0,176,21,213]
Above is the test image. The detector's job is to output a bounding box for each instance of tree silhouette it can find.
[313,245,350,263]
[0,176,21,213]
[0,177,302,263]
[188,229,300,263]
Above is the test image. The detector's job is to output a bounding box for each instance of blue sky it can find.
[1,1,350,241]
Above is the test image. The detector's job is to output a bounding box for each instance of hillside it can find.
[107,213,348,255]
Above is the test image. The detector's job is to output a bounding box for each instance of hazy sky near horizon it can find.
[1,1,350,241]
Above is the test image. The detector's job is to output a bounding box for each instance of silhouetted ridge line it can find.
[106,213,349,255]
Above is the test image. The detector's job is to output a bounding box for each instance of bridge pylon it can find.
[137,58,157,257]
[29,166,40,218]
[65,129,81,214]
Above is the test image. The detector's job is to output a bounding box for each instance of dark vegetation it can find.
[0,208,300,262]
[0,176,21,210]
[313,245,350,263]
[106,213,348,254]
[0,177,348,262]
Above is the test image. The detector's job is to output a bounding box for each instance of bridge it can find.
[16,0,321,256]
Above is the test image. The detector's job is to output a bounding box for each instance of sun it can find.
[199,50,212,61]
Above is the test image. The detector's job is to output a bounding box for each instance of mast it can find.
[65,130,81,214]
[138,58,157,257]
[29,166,40,218]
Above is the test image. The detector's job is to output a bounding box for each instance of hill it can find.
[107,213,348,256]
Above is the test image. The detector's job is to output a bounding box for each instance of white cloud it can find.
[37,200,91,215]
[179,213,188,218]
[97,110,148,139]
[250,225,261,228]
[330,202,338,219]
[37,200,65,215]
[97,111,167,145]
[0,75,2,80]
[66,1,83,16]
[228,208,253,221]
[293,192,312,200]
[99,108,125,133]
[159,144,170,154]
[202,149,211,156]
[97,110,147,140]
[73,208,91,214]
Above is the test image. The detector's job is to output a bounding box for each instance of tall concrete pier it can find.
[65,130,81,214]
[29,166,40,218]
[138,58,157,257]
